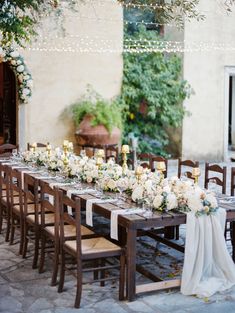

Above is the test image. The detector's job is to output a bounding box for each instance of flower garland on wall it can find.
[0,46,33,104]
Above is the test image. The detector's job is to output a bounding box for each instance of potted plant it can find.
[70,89,122,146]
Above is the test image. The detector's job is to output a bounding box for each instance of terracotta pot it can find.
[75,114,121,146]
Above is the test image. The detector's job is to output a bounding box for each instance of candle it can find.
[157,161,166,172]
[63,140,69,147]
[192,167,201,177]
[46,143,52,150]
[96,157,103,167]
[121,144,130,154]
[96,149,105,158]
[30,148,34,153]
[135,165,144,176]
[68,142,73,150]
[32,142,37,148]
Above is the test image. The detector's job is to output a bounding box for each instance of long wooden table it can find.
[3,162,235,302]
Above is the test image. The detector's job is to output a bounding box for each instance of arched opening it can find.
[0,62,17,145]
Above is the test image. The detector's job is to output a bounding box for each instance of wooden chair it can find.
[57,190,125,308]
[22,174,41,268]
[150,155,168,178]
[27,142,47,150]
[178,158,199,181]
[38,181,94,286]
[8,168,25,254]
[105,145,119,163]
[137,153,152,169]
[0,144,17,157]
[204,163,227,194]
[0,164,10,240]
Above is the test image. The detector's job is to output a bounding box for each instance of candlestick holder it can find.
[96,157,103,170]
[121,145,130,174]
[135,165,143,183]
[157,161,166,179]
[192,167,201,184]
[46,143,52,157]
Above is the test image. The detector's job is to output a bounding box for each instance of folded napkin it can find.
[86,198,116,227]
[66,188,95,215]
[48,182,72,204]
[110,208,145,240]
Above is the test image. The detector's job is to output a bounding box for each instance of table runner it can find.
[66,188,95,215]
[181,208,235,297]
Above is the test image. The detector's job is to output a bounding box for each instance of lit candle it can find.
[192,167,201,177]
[96,149,105,158]
[157,161,166,172]
[121,145,130,154]
[135,165,144,176]
[32,142,37,148]
[63,140,69,146]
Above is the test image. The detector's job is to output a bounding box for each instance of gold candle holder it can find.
[46,143,52,157]
[68,141,74,153]
[135,165,143,183]
[121,145,130,173]
[32,142,37,152]
[157,161,166,179]
[63,140,69,156]
[96,149,105,159]
[192,167,201,184]
[96,157,103,170]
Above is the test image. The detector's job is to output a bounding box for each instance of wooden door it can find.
[0,63,17,145]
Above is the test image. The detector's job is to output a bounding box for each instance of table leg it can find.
[126,227,137,301]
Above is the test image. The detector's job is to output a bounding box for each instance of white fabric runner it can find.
[66,188,94,215]
[181,208,235,297]
[110,208,145,240]
[86,198,116,227]
[48,182,72,204]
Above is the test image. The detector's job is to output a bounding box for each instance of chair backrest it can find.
[178,158,199,180]
[150,156,168,178]
[0,164,10,203]
[231,167,235,196]
[105,146,119,163]
[58,190,81,254]
[40,180,58,230]
[0,144,17,155]
[204,163,227,194]
[24,173,40,222]
[9,168,23,209]
[137,153,152,169]
[27,143,47,150]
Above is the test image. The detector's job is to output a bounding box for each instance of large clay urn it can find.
[75,114,121,146]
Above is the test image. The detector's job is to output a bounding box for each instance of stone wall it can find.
[182,0,235,161]
[19,0,123,149]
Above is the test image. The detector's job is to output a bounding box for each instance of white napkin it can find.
[110,208,145,240]
[48,182,72,205]
[86,198,116,227]
[181,208,235,297]
[66,188,95,215]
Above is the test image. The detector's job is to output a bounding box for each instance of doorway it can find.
[0,62,17,145]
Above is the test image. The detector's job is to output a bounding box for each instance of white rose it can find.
[17,60,22,65]
[163,185,171,193]
[205,193,218,208]
[145,180,153,194]
[186,193,203,212]
[10,51,20,58]
[107,179,117,190]
[17,65,24,72]
[132,186,144,202]
[11,60,16,66]
[57,160,64,168]
[87,176,93,183]
[166,193,178,211]
[153,195,163,209]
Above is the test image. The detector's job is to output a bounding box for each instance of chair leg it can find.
[5,208,10,242]
[0,205,3,234]
[9,217,15,245]
[58,248,65,293]
[74,260,82,308]
[93,260,99,281]
[38,233,46,273]
[100,259,105,287]
[32,227,40,269]
[51,240,59,286]
[22,222,28,259]
[19,218,24,255]
[119,254,125,301]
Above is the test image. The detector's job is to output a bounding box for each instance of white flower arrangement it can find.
[0,47,33,104]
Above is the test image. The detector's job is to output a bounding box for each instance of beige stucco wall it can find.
[182,0,235,161]
[19,0,123,149]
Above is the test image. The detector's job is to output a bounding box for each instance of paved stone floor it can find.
[1,160,235,313]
